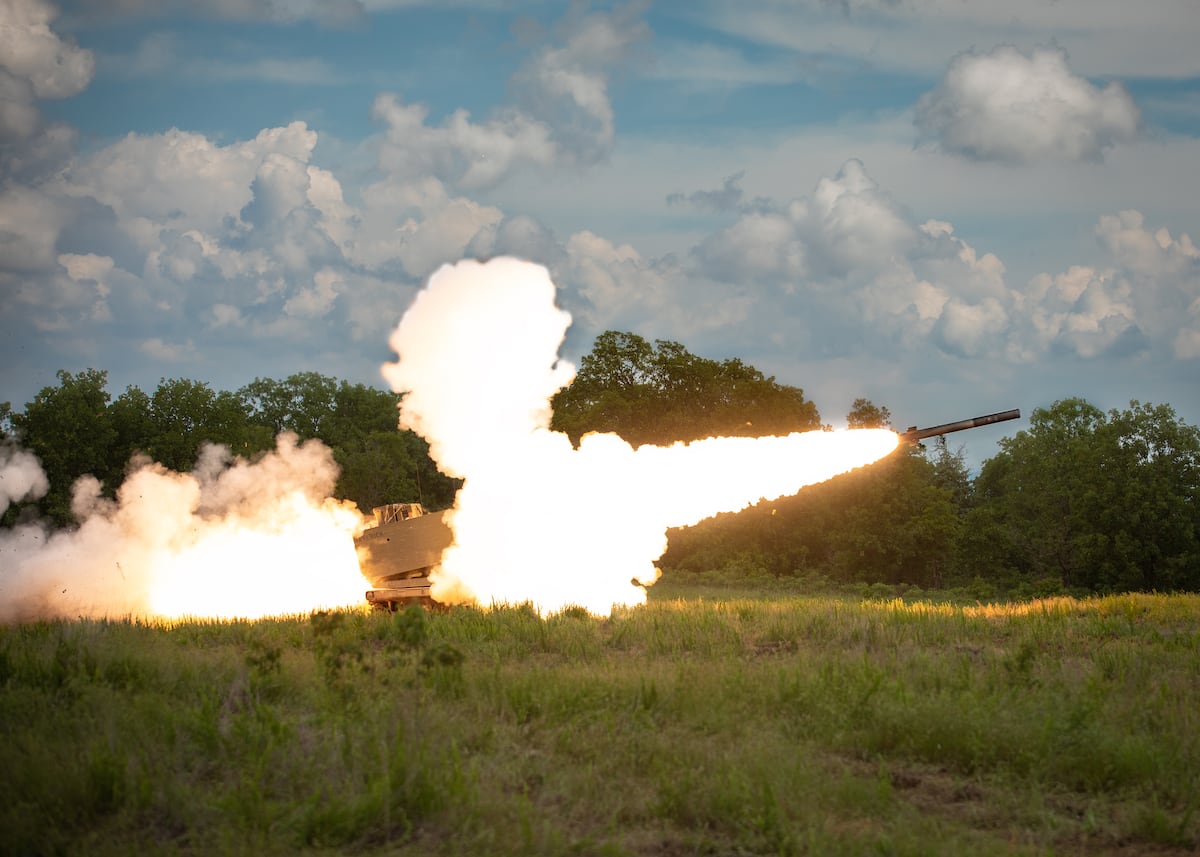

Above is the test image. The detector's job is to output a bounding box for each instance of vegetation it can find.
[550,330,821,446]
[1,590,1197,855]
[2,370,459,526]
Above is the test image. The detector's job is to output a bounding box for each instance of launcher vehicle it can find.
[357,408,1022,609]
[357,503,450,610]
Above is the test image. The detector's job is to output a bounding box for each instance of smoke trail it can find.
[382,257,898,615]
[0,434,367,623]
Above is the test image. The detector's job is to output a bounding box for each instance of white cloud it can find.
[0,70,41,141]
[1025,266,1139,358]
[283,267,342,318]
[562,230,679,331]
[512,1,651,162]
[1023,212,1200,360]
[353,175,502,277]
[0,184,71,271]
[915,46,1141,164]
[139,337,198,362]
[369,3,650,191]
[0,0,92,181]
[57,252,114,282]
[56,121,318,248]
[691,0,1200,78]
[371,94,557,190]
[0,0,94,101]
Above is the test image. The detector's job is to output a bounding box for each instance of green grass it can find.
[1,586,1197,855]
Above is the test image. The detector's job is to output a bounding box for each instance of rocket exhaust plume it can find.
[0,435,368,623]
[0,257,894,623]
[382,257,898,616]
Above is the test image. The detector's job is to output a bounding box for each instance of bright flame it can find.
[0,434,369,623]
[147,491,366,621]
[383,257,899,616]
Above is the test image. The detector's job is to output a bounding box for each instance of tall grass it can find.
[1,589,1196,855]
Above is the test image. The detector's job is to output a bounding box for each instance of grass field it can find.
[1,581,1197,855]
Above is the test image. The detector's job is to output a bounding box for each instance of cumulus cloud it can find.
[915,45,1140,164]
[512,1,651,164]
[0,0,93,179]
[371,3,650,190]
[0,2,660,383]
[1024,212,1200,360]
[3,103,511,377]
[57,122,318,237]
[0,184,69,271]
[679,159,1025,359]
[0,0,94,104]
[352,175,503,278]
[1025,265,1140,358]
[371,94,558,190]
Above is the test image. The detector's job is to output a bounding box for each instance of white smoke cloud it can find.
[0,434,367,623]
[915,46,1140,164]
[380,257,898,615]
[0,444,48,516]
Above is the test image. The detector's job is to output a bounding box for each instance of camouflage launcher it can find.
[899,409,1021,444]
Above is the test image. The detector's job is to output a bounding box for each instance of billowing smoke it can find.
[0,434,367,623]
[0,444,49,515]
[382,257,898,615]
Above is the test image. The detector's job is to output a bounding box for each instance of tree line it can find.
[0,369,459,526]
[4,331,1199,595]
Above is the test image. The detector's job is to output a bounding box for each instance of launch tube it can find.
[900,409,1021,443]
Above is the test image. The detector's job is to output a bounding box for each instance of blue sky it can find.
[3,0,1199,466]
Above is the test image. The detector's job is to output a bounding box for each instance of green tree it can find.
[962,398,1200,593]
[551,331,821,446]
[322,381,460,513]
[10,369,117,524]
[238,372,339,439]
[847,398,892,429]
[145,378,248,472]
